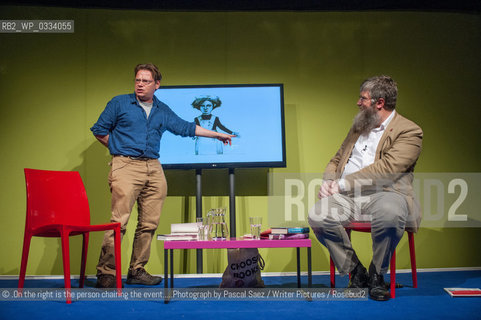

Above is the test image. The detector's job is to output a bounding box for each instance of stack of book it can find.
[157,222,199,241]
[261,227,310,240]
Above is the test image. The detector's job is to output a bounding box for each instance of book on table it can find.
[170,222,200,233]
[157,222,200,241]
[260,227,310,240]
[269,227,310,234]
[157,234,197,241]
[268,233,309,240]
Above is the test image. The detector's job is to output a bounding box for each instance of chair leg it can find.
[329,257,335,288]
[60,229,72,304]
[113,225,122,295]
[18,233,32,291]
[408,232,418,288]
[79,233,89,288]
[346,229,353,280]
[390,250,396,299]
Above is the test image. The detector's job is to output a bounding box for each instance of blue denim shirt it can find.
[91,93,196,158]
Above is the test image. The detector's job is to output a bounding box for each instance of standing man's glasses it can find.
[135,79,154,85]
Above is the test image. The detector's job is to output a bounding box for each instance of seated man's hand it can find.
[328,180,340,196]
[318,179,340,199]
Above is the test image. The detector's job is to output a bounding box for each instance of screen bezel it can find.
[156,83,286,170]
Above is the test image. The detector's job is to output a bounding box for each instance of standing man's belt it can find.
[115,155,155,161]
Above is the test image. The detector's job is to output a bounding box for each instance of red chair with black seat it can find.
[329,222,417,298]
[19,168,122,303]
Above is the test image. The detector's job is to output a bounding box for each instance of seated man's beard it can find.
[352,105,381,135]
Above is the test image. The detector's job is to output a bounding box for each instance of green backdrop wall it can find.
[1,6,480,277]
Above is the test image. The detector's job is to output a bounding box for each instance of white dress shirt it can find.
[338,110,396,191]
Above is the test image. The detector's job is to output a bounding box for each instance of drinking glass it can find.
[249,216,262,240]
[196,217,209,241]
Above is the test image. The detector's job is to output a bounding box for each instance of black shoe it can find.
[96,274,123,288]
[368,263,390,301]
[126,268,162,286]
[348,262,369,288]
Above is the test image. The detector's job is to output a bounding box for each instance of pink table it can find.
[162,238,312,293]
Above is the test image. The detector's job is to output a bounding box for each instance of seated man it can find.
[308,75,423,301]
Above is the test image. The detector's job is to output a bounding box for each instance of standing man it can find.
[91,63,234,288]
[308,75,423,301]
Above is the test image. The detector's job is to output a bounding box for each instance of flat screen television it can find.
[154,84,286,169]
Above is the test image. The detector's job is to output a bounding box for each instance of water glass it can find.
[196,217,209,241]
[249,216,262,239]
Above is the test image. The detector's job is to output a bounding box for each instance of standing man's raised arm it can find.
[195,125,235,145]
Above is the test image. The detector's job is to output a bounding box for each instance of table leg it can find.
[196,248,203,273]
[296,247,301,288]
[170,249,174,289]
[307,247,312,288]
[164,249,169,304]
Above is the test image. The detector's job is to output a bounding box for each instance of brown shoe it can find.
[96,274,115,288]
[96,274,123,288]
[126,268,162,286]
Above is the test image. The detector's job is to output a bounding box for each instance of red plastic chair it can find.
[329,222,417,298]
[18,168,122,303]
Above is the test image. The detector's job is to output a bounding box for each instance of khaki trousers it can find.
[96,156,167,276]
[308,191,408,275]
